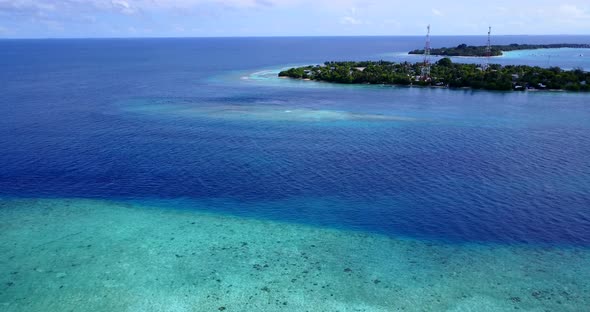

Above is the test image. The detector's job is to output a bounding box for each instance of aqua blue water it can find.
[1,36,590,248]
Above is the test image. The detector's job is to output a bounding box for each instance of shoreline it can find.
[409,44,590,58]
[280,76,570,93]
[425,47,587,59]
[278,60,589,92]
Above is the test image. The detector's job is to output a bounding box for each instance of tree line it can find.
[409,43,590,57]
[278,58,590,92]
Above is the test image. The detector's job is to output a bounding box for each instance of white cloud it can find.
[2,0,590,36]
[0,0,54,14]
[558,4,590,18]
[0,0,351,14]
[431,8,443,16]
[111,0,138,15]
[125,25,153,33]
[340,16,362,25]
[0,0,137,15]
[530,3,590,29]
[118,0,296,10]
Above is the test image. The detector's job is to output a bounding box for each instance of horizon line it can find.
[1,34,590,40]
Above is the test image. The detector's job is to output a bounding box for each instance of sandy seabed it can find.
[1,198,589,311]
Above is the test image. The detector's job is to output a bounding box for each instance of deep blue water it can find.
[1,36,590,245]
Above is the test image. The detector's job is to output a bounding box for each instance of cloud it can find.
[0,0,55,15]
[0,0,140,16]
[340,16,362,25]
[530,3,590,28]
[558,4,590,18]
[0,0,281,16]
[431,8,443,16]
[111,0,138,15]
[113,0,291,11]
[2,0,590,37]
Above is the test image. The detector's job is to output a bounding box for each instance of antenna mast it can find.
[421,24,431,80]
[483,26,492,70]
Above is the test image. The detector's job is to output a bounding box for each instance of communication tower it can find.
[483,26,492,70]
[421,25,431,80]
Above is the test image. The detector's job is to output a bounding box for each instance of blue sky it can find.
[1,0,589,38]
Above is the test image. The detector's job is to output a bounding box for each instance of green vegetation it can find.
[409,43,590,57]
[278,59,590,92]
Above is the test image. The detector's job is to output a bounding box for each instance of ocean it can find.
[1,36,589,311]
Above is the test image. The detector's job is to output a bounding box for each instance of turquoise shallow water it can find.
[385,48,590,70]
[500,48,590,69]
[1,198,589,311]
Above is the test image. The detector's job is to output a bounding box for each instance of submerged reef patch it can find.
[1,198,589,311]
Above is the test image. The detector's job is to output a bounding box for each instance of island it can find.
[409,43,590,57]
[278,58,590,91]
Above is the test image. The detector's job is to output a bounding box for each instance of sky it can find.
[0,0,589,38]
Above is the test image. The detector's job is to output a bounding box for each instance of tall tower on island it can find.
[421,25,432,80]
[483,26,492,70]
